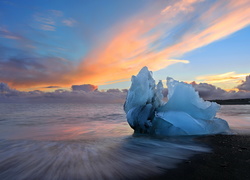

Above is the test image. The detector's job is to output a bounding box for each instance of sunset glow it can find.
[0,0,249,91]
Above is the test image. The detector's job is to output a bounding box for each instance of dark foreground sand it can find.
[148,135,250,180]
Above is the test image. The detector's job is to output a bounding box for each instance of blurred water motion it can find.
[0,136,209,180]
[1,103,249,179]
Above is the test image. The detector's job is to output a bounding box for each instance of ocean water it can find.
[218,105,250,134]
[0,103,249,180]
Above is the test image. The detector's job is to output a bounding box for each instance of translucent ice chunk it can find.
[124,67,230,136]
[124,67,163,133]
[153,111,229,135]
[124,67,156,113]
[158,77,220,120]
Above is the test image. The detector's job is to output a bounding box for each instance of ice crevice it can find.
[124,67,230,136]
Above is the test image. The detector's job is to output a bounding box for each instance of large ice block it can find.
[124,67,230,136]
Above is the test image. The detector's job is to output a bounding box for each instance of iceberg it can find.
[124,67,230,136]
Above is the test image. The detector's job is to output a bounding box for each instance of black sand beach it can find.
[149,135,250,180]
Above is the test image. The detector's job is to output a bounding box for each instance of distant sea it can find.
[0,103,249,180]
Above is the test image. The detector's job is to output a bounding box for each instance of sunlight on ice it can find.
[124,67,230,136]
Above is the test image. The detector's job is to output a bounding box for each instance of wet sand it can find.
[148,135,250,180]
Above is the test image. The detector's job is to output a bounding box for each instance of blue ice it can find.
[124,67,230,136]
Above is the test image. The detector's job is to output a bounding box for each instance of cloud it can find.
[49,10,63,17]
[34,12,56,31]
[39,24,55,31]
[1,79,249,104]
[44,86,62,88]
[121,89,128,93]
[0,56,74,88]
[33,10,63,31]
[0,82,16,93]
[62,18,77,27]
[191,81,227,100]
[71,0,250,86]
[0,82,126,103]
[0,27,45,51]
[72,84,98,92]
[0,82,24,99]
[33,10,75,31]
[0,26,22,40]
[191,81,250,100]
[196,72,250,89]
[161,0,201,15]
[106,89,121,93]
[237,75,250,91]
[165,0,250,55]
[34,15,55,25]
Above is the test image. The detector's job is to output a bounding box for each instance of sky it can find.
[0,0,250,93]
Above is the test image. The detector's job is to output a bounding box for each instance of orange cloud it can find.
[196,72,250,90]
[70,0,250,86]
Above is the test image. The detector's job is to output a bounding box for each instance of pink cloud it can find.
[62,18,77,27]
[237,75,250,91]
[0,26,22,40]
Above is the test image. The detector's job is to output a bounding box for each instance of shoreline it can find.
[211,99,250,105]
[148,134,250,180]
